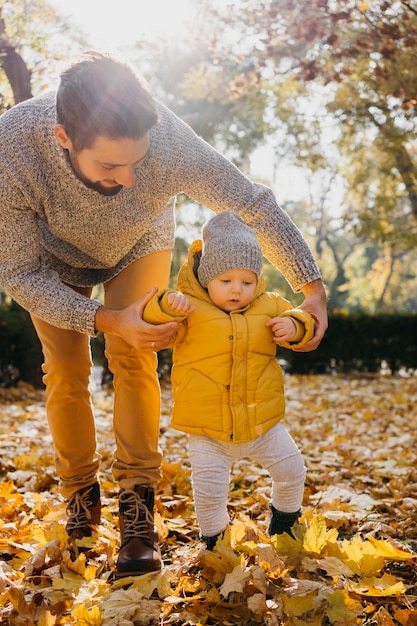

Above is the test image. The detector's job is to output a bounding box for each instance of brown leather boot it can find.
[66,483,101,541]
[116,485,162,577]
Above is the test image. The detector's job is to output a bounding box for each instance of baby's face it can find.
[206,269,258,312]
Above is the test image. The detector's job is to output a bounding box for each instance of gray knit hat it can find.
[197,212,263,288]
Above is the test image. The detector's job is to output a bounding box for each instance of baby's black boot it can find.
[201,532,222,550]
[268,505,301,538]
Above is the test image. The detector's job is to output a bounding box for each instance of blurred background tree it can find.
[1,0,416,314]
[135,0,417,312]
[0,0,87,111]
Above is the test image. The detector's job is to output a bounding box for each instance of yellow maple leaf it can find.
[230,520,251,544]
[303,515,338,554]
[200,546,242,574]
[7,586,31,616]
[84,564,99,581]
[367,536,415,562]
[326,589,362,624]
[155,510,169,540]
[338,535,385,577]
[72,604,102,625]
[282,591,317,617]
[113,569,163,597]
[292,615,324,626]
[347,573,407,597]
[175,574,204,595]
[394,607,417,625]
[14,452,42,470]
[36,609,56,626]
[0,481,20,499]
[156,569,176,598]
[52,571,85,591]
[203,586,221,603]
[63,550,86,576]
[38,521,68,548]
[0,481,24,516]
[30,525,47,546]
[270,530,301,555]
[100,588,161,622]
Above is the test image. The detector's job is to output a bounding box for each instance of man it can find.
[0,51,327,577]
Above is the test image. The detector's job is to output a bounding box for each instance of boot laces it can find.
[120,490,154,542]
[66,486,96,532]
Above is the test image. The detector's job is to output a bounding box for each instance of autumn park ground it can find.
[1,372,417,625]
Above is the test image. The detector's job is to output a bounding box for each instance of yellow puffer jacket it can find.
[143,240,314,443]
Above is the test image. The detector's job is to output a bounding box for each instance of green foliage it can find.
[282,311,417,374]
[0,302,43,387]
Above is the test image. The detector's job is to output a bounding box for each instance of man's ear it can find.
[54,124,72,149]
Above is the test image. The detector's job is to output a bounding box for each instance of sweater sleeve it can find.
[0,183,100,335]
[158,105,322,292]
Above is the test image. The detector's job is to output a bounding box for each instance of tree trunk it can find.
[0,13,33,105]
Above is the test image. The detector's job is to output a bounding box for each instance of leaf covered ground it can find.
[1,372,417,625]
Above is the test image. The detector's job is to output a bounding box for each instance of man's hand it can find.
[95,286,180,351]
[294,279,328,352]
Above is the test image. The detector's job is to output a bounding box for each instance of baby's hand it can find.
[167,291,195,313]
[269,317,297,344]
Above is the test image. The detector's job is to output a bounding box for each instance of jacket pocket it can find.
[250,359,285,425]
[172,368,231,434]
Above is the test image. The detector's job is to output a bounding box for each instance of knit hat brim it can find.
[197,212,263,287]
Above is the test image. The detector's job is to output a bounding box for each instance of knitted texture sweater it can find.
[0,91,321,335]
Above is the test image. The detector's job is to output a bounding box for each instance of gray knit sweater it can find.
[0,91,321,335]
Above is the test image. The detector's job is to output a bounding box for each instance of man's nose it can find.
[115,167,136,187]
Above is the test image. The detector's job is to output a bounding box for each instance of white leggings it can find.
[188,422,306,537]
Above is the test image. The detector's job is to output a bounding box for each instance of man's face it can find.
[54,127,150,196]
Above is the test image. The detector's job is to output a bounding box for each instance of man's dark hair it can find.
[56,51,159,151]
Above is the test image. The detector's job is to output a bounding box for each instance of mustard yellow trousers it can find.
[31,251,171,499]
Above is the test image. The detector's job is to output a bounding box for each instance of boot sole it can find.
[114,566,162,580]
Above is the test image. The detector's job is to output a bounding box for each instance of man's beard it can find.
[67,151,124,197]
